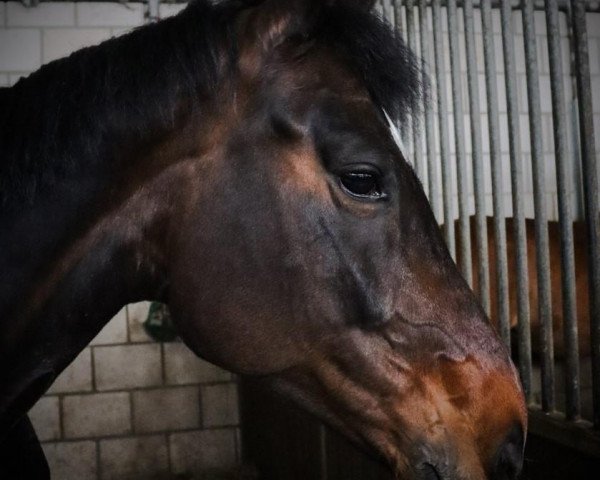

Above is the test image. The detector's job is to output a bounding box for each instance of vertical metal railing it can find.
[482,0,511,350]
[382,0,600,436]
[432,0,456,258]
[385,0,395,25]
[522,0,556,412]
[571,0,600,429]
[406,0,425,183]
[448,0,473,285]
[419,0,441,221]
[547,0,581,420]
[403,0,415,162]
[500,0,533,401]
[463,0,490,315]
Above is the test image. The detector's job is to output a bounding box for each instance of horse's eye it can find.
[339,172,381,198]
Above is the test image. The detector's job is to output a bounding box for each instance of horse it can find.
[0,1,526,479]
[455,217,590,359]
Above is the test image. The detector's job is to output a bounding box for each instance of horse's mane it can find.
[0,0,422,206]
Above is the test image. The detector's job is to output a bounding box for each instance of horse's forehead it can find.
[263,43,366,99]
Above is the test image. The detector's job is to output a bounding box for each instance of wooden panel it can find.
[325,427,393,480]
[239,378,393,480]
[522,432,600,479]
[240,379,325,480]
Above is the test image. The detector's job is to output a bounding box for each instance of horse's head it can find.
[166,1,527,478]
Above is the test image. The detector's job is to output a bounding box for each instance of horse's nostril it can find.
[419,462,442,480]
[492,424,525,480]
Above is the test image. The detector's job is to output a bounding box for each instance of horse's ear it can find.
[238,0,321,51]
[236,0,376,75]
[236,0,323,74]
[331,0,377,10]
[237,0,375,56]
[237,0,375,8]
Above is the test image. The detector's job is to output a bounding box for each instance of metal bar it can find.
[401,11,413,149]
[432,0,456,258]
[448,0,472,285]
[419,0,441,220]
[389,0,401,28]
[528,408,600,458]
[547,0,581,420]
[392,0,401,29]
[522,0,555,413]
[481,0,510,350]
[319,424,328,480]
[571,0,600,429]
[500,0,532,401]
[393,1,412,145]
[406,0,425,183]
[147,0,160,22]
[463,0,490,314]
[382,0,394,24]
[402,0,415,161]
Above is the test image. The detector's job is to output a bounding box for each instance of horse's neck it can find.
[0,159,183,430]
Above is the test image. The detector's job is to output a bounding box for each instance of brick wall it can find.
[29,303,240,479]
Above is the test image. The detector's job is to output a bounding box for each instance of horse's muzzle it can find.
[490,423,525,480]
[418,462,442,480]
[414,422,524,480]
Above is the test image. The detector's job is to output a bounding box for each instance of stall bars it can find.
[377,0,600,455]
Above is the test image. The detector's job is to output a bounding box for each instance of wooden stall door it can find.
[240,378,393,480]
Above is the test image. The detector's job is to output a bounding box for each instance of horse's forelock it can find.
[245,0,425,125]
[241,0,427,122]
[314,4,426,125]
